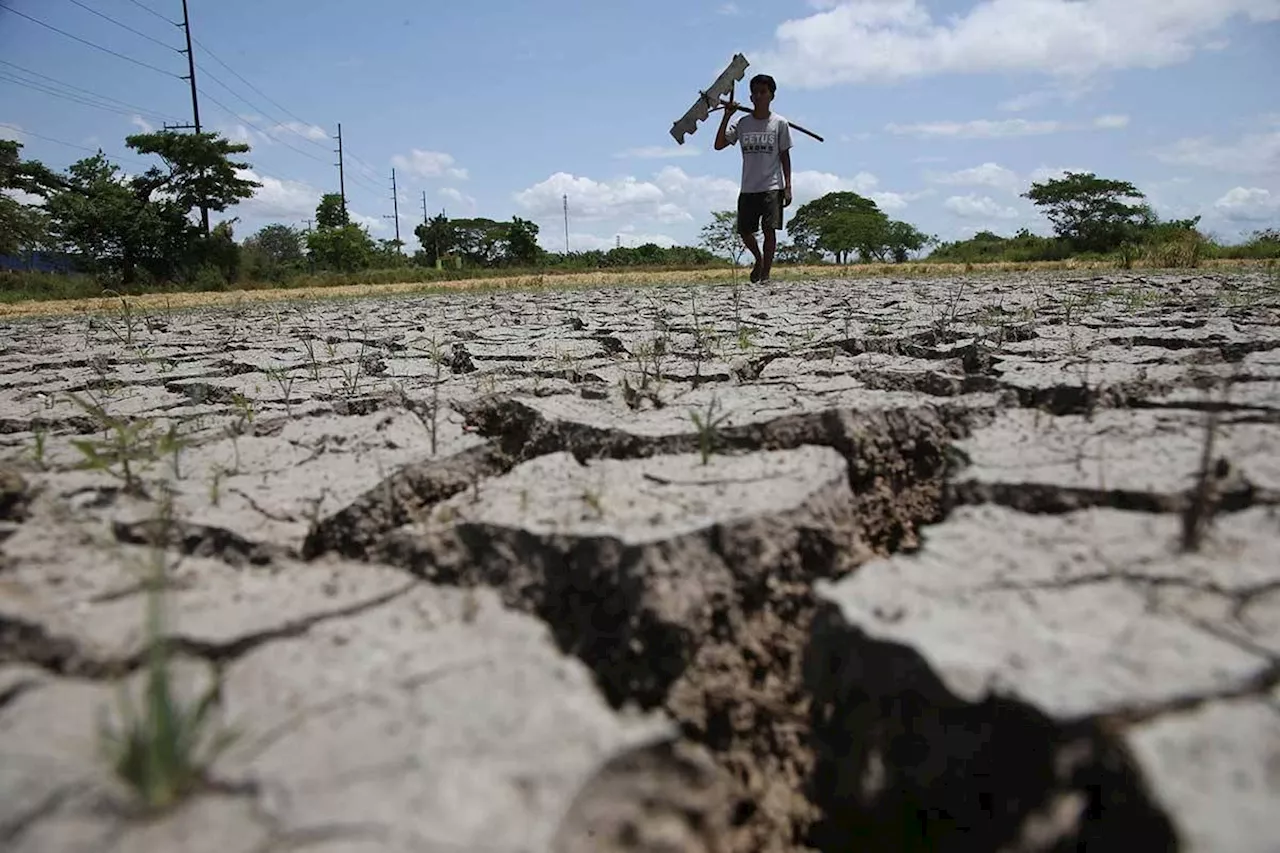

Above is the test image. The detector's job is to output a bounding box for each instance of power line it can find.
[0,58,183,123]
[0,121,155,167]
[123,0,176,25]
[198,85,340,167]
[190,35,330,152]
[0,70,175,124]
[62,0,182,53]
[0,5,181,78]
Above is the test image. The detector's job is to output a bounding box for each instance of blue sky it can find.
[2,0,1278,254]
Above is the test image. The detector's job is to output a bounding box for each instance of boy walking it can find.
[714,73,793,283]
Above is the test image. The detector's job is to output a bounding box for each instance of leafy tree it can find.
[315,193,348,229]
[0,140,63,257]
[504,216,543,266]
[699,210,745,264]
[451,217,509,266]
[885,220,932,262]
[413,213,454,266]
[306,223,374,272]
[788,192,883,261]
[1022,171,1148,253]
[125,131,259,234]
[242,223,304,281]
[44,153,188,283]
[248,223,304,264]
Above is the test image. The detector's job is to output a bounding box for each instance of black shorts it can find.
[737,190,785,235]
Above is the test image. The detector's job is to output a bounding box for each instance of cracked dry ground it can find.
[1,270,1278,852]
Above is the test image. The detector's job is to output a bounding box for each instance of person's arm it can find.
[780,121,793,204]
[715,102,739,151]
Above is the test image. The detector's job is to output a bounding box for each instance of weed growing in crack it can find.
[298,335,322,381]
[96,484,238,814]
[65,392,165,496]
[689,396,730,465]
[1181,402,1225,553]
[263,366,297,418]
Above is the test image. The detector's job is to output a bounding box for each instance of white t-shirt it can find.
[724,112,792,194]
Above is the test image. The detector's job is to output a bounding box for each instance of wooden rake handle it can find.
[714,102,824,142]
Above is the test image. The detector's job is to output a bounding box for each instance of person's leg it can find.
[738,192,764,281]
[760,190,783,281]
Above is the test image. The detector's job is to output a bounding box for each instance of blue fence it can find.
[0,252,79,274]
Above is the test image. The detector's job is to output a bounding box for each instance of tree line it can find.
[3,128,1276,297]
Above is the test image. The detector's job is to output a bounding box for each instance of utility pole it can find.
[563,194,569,254]
[384,168,400,245]
[334,123,346,222]
[421,191,428,224]
[303,219,313,233]
[177,0,208,234]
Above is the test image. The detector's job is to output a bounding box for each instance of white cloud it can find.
[751,0,1280,87]
[230,169,321,222]
[944,194,1021,219]
[887,118,1062,138]
[513,165,912,239]
[275,121,328,142]
[1093,114,1130,129]
[886,115,1126,138]
[789,168,914,210]
[545,231,681,252]
[927,162,1021,193]
[437,187,477,214]
[717,2,742,15]
[615,145,702,159]
[130,115,155,133]
[1153,129,1280,174]
[391,149,469,180]
[514,172,667,221]
[1212,187,1280,221]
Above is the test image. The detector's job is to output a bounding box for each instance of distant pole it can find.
[303,219,313,233]
[334,123,346,221]
[616,235,621,249]
[178,0,208,235]
[387,168,400,244]
[563,194,569,253]
[421,190,428,224]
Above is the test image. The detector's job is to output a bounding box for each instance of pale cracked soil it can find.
[1,270,1278,852]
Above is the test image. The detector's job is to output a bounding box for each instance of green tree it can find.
[787,191,884,261]
[0,140,63,257]
[413,213,454,266]
[1022,171,1149,253]
[503,216,543,266]
[699,210,746,265]
[306,223,374,271]
[44,153,188,283]
[315,193,348,229]
[243,223,304,281]
[125,131,259,231]
[885,220,932,263]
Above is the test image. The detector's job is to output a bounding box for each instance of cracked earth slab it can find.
[1,270,1279,852]
[371,445,869,851]
[948,406,1280,513]
[808,502,1280,852]
[0,582,685,853]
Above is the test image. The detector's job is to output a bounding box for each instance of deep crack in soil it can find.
[305,394,976,852]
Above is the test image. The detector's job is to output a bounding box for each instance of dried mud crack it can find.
[3,271,1278,852]
[303,394,971,851]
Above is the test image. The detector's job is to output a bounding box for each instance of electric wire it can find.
[122,0,176,26]
[0,121,156,168]
[0,5,181,78]
[191,35,331,152]
[0,59,184,124]
[0,70,175,124]
[62,0,182,53]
